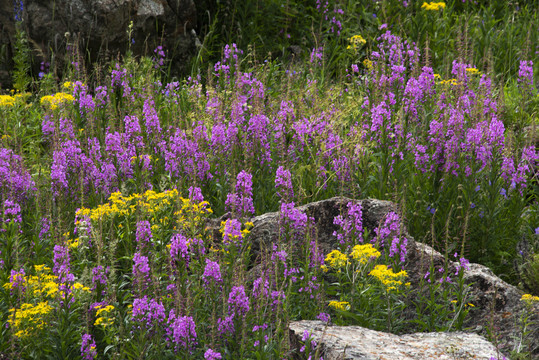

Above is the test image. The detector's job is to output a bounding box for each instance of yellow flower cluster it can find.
[77,189,212,225]
[0,95,16,107]
[94,305,115,327]
[3,265,59,298]
[521,293,539,304]
[324,250,349,269]
[465,67,481,75]
[8,302,53,338]
[368,265,408,292]
[349,244,381,264]
[40,92,74,110]
[421,2,446,11]
[63,81,74,91]
[328,301,350,311]
[347,35,367,51]
[363,58,373,70]
[439,78,461,86]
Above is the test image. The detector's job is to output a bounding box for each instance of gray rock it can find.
[289,320,508,360]
[240,197,538,358]
[0,0,197,85]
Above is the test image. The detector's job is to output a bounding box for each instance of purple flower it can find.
[275,166,294,202]
[204,349,222,360]
[333,201,363,245]
[221,219,243,247]
[202,259,222,286]
[375,212,406,262]
[188,186,204,203]
[225,170,255,218]
[167,310,197,352]
[136,220,153,249]
[217,315,235,336]
[8,268,26,295]
[0,148,36,204]
[91,265,108,293]
[170,233,190,267]
[228,286,250,317]
[81,333,97,360]
[132,296,166,330]
[317,312,330,323]
[53,245,75,283]
[517,60,534,89]
[252,275,269,299]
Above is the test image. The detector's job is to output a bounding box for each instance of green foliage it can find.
[12,24,32,93]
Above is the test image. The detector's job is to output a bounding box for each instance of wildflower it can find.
[81,334,97,360]
[324,250,349,269]
[40,92,75,110]
[328,301,350,311]
[217,315,235,336]
[349,244,381,264]
[132,296,166,330]
[8,302,53,337]
[333,201,363,245]
[363,58,373,70]
[225,170,255,218]
[94,305,114,327]
[421,2,446,11]
[521,293,539,304]
[228,286,250,317]
[347,35,366,51]
[275,166,294,202]
[220,219,244,247]
[204,349,222,360]
[0,95,16,107]
[368,265,408,292]
[202,259,222,286]
[135,220,153,248]
[465,67,481,75]
[167,310,197,352]
[317,312,331,322]
[169,233,190,267]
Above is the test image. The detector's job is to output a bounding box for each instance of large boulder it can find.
[0,0,198,88]
[238,197,538,358]
[289,320,507,360]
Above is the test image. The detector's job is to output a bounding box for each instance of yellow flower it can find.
[363,58,373,70]
[40,92,74,110]
[8,301,53,338]
[324,250,349,269]
[465,67,481,75]
[521,293,539,304]
[368,265,408,292]
[349,244,381,264]
[421,2,446,11]
[328,301,350,311]
[63,81,73,90]
[0,95,16,107]
[348,35,367,51]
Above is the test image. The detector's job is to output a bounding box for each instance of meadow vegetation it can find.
[1,0,538,359]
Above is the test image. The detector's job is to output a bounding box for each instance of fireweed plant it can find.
[1,10,538,360]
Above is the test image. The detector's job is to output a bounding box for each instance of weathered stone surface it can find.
[289,320,508,360]
[246,196,397,259]
[0,0,198,87]
[238,197,538,358]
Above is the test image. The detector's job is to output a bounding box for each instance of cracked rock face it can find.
[239,197,538,359]
[289,320,507,360]
[0,0,197,87]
